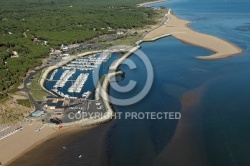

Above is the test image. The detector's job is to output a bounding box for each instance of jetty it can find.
[68,73,89,93]
[109,46,140,71]
[53,69,75,88]
[62,52,111,71]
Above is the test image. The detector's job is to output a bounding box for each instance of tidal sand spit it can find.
[144,10,243,60]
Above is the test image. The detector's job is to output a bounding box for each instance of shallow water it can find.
[11,0,250,165]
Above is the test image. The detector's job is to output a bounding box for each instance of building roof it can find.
[46,102,57,107]
[32,110,44,117]
[47,100,53,103]
[46,96,63,99]
[33,38,39,42]
[55,101,64,109]
[54,110,64,114]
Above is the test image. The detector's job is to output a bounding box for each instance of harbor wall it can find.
[40,10,173,128]
[109,46,141,71]
[44,71,123,128]
[44,114,113,128]
[109,33,171,71]
[142,34,171,42]
[95,71,123,112]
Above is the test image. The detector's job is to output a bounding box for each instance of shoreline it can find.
[7,121,114,166]
[143,9,243,60]
[1,121,56,165]
[137,0,167,7]
[3,1,245,164]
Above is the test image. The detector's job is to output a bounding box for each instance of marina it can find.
[53,69,76,89]
[68,73,89,93]
[51,88,78,99]
[49,69,58,80]
[46,52,115,99]
[82,91,92,99]
[62,52,111,71]
[3,0,250,165]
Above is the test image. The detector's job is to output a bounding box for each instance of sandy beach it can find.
[0,121,55,165]
[144,9,243,60]
[137,0,167,7]
[2,49,117,165]
[1,2,244,165]
[7,121,114,166]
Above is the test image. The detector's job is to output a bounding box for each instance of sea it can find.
[10,0,250,166]
[106,1,250,165]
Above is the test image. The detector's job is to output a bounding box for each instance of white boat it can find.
[82,91,91,99]
[68,73,89,93]
[54,69,75,88]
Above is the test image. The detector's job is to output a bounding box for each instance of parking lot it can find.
[43,100,107,124]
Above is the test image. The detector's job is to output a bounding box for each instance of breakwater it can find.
[39,9,177,128]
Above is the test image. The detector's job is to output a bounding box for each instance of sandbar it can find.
[154,87,207,166]
[143,9,243,60]
[1,2,244,165]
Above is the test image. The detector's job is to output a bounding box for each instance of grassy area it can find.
[0,94,33,124]
[153,9,168,23]
[111,35,143,46]
[29,71,50,101]
[16,99,33,108]
[29,72,42,90]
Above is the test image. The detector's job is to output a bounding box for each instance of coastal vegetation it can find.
[16,99,32,108]
[0,0,156,100]
[29,71,50,101]
[0,92,33,124]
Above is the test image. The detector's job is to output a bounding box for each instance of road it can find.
[21,57,61,112]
